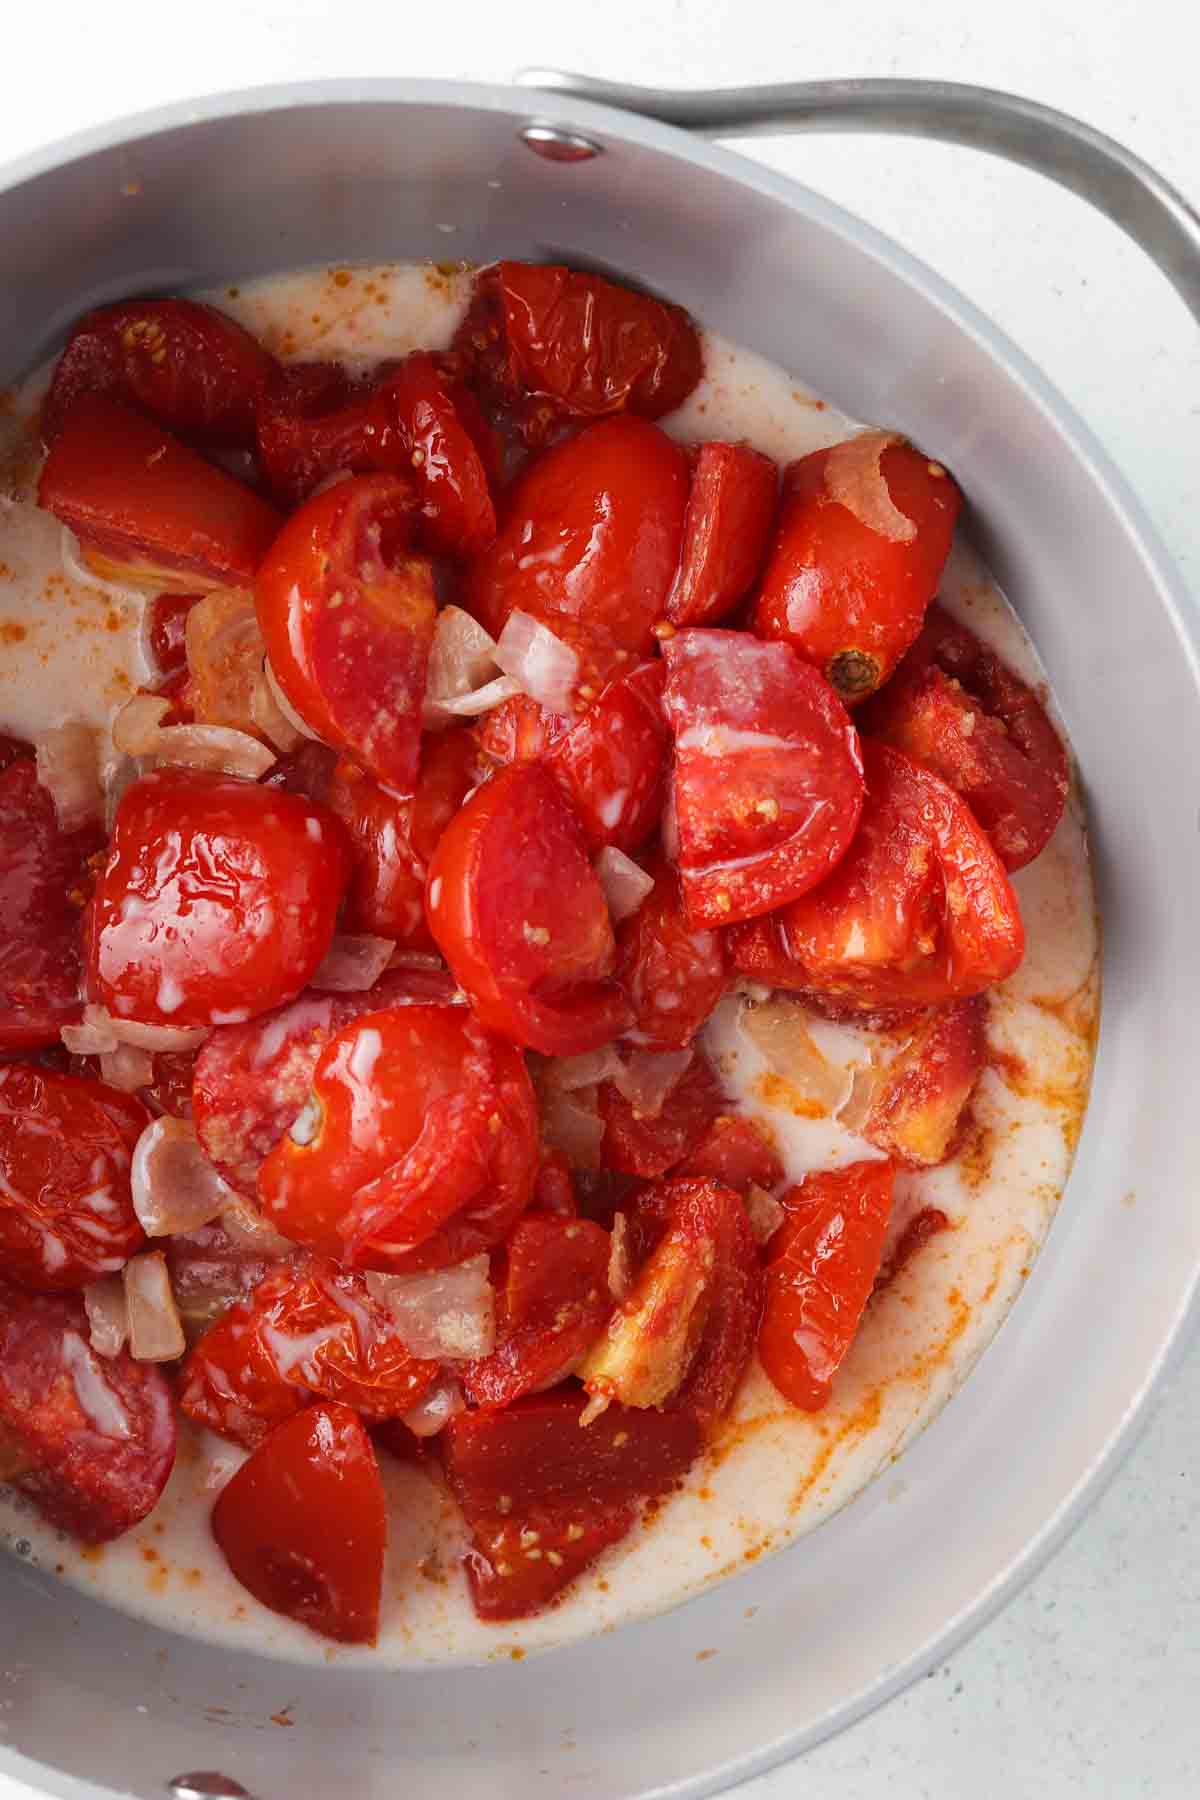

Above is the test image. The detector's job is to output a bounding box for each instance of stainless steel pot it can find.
[1,74,1198,1800]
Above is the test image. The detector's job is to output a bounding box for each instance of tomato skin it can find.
[667,441,778,627]
[0,754,104,1051]
[474,693,566,770]
[0,1065,147,1290]
[616,854,727,1050]
[736,742,1024,1010]
[547,661,670,853]
[460,1215,611,1409]
[38,397,282,593]
[678,1113,784,1195]
[754,442,961,702]
[464,416,689,669]
[179,1256,439,1448]
[145,592,201,677]
[0,1279,175,1542]
[254,473,436,793]
[43,299,278,448]
[212,1401,386,1644]
[599,1051,725,1178]
[863,997,985,1168]
[861,603,1068,870]
[661,629,865,927]
[758,1160,894,1410]
[86,769,350,1029]
[454,261,702,443]
[426,762,632,1056]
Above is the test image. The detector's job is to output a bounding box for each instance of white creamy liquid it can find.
[0,263,1098,1667]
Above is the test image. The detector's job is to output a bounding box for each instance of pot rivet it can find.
[168,1776,250,1799]
[519,124,603,163]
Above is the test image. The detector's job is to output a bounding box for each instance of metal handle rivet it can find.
[518,124,602,163]
[168,1775,250,1799]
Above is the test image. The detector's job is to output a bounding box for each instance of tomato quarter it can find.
[667,441,778,627]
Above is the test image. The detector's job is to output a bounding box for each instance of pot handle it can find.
[516,70,1200,325]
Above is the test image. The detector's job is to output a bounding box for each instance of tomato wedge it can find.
[38,396,282,593]
[661,629,864,926]
[212,1401,386,1644]
[758,1160,894,1410]
[546,661,670,852]
[861,996,985,1167]
[599,1051,725,1178]
[461,1215,611,1409]
[255,473,436,793]
[729,742,1024,1009]
[426,762,631,1055]
[86,769,350,1029]
[666,441,778,627]
[754,437,961,702]
[678,1113,784,1196]
[615,853,727,1049]
[861,602,1068,869]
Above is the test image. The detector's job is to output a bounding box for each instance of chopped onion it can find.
[401,1376,465,1439]
[250,662,302,753]
[744,1182,786,1247]
[311,934,397,993]
[608,1211,633,1301]
[595,846,655,924]
[34,722,103,832]
[423,606,512,727]
[824,431,917,544]
[220,1196,295,1259]
[104,754,153,830]
[425,672,523,721]
[131,1116,235,1237]
[112,693,277,779]
[494,610,579,712]
[123,1251,186,1362]
[547,1046,623,1092]
[740,997,851,1115]
[83,1004,209,1054]
[837,1062,885,1133]
[539,1082,605,1170]
[61,1016,119,1056]
[61,526,139,599]
[612,1048,693,1119]
[99,1043,154,1091]
[365,1256,495,1360]
[263,656,322,742]
[83,1277,130,1358]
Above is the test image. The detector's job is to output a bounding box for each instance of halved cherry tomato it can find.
[179,1255,439,1447]
[145,592,202,677]
[378,353,497,556]
[254,473,435,792]
[192,968,459,1196]
[0,752,103,1050]
[140,1049,199,1120]
[42,299,278,448]
[599,1051,725,1178]
[661,629,864,926]
[861,603,1068,869]
[426,763,631,1055]
[729,743,1025,1009]
[0,1279,175,1542]
[678,1113,784,1195]
[547,661,670,852]
[615,853,727,1049]
[453,261,702,445]
[38,396,282,593]
[86,769,350,1029]
[666,441,778,626]
[212,1401,386,1644]
[464,416,689,675]
[258,1006,538,1272]
[754,440,961,702]
[442,1388,701,1621]
[0,1064,147,1290]
[461,1215,611,1409]
[758,1159,894,1410]
[862,996,984,1167]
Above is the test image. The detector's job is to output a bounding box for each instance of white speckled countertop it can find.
[0,0,1197,1793]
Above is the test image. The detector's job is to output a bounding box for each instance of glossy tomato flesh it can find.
[666,440,778,627]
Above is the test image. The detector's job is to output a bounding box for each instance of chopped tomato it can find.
[758,1160,894,1410]
[442,1389,701,1621]
[38,396,282,593]
[754,440,961,701]
[325,761,425,945]
[255,473,435,793]
[42,299,277,448]
[666,441,778,627]
[0,1064,147,1290]
[531,1151,577,1217]
[615,853,727,1049]
[253,360,366,505]
[861,603,1068,869]
[461,1216,611,1409]
[86,769,350,1029]
[258,1006,538,1271]
[661,629,864,926]
[0,1280,175,1542]
[547,661,669,852]
[140,1049,199,1120]
[378,353,497,555]
[862,997,985,1167]
[729,742,1025,1009]
[179,1256,439,1447]
[212,1401,386,1644]
[474,693,566,770]
[875,1205,952,1294]
[599,1051,725,1178]
[0,752,103,1050]
[145,592,202,677]
[453,261,702,443]
[426,762,631,1055]
[464,416,688,672]
[678,1113,784,1195]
